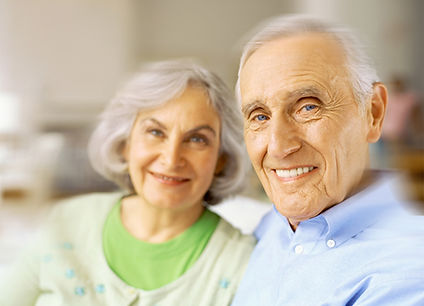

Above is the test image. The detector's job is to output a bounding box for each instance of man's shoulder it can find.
[370,206,424,237]
[253,208,284,240]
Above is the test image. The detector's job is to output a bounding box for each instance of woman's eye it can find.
[189,135,207,144]
[148,129,164,137]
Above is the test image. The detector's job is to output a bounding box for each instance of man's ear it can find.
[366,82,388,143]
[215,153,228,175]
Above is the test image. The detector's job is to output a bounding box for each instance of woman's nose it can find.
[160,138,186,168]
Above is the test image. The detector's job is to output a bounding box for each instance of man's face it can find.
[240,33,372,228]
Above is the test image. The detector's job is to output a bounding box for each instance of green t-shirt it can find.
[103,200,220,291]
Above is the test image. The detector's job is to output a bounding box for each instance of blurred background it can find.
[1,0,423,274]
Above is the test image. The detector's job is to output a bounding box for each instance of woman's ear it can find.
[366,82,388,143]
[120,140,129,162]
[215,153,228,175]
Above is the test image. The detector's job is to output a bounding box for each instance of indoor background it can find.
[1,0,423,275]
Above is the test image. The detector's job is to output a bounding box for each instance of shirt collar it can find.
[269,171,406,245]
[320,171,404,245]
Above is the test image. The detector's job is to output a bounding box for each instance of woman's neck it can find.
[120,195,205,243]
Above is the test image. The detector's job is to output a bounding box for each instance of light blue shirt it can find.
[232,173,424,305]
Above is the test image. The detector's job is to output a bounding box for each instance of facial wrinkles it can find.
[316,114,342,203]
[242,34,374,225]
[286,185,324,224]
[322,147,339,202]
[299,93,354,210]
[322,104,360,204]
[333,147,343,200]
[270,71,323,102]
[300,186,320,218]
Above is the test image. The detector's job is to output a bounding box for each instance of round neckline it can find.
[110,200,218,258]
[96,196,228,295]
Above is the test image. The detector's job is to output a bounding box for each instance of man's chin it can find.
[272,196,327,222]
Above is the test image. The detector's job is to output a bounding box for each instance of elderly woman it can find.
[2,60,255,305]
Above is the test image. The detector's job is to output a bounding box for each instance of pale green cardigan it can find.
[1,193,256,306]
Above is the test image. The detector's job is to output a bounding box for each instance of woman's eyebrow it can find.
[140,118,167,129]
[187,125,217,137]
[141,118,216,137]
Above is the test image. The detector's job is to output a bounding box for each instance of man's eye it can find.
[303,104,317,111]
[254,114,269,121]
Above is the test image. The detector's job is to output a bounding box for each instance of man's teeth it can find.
[276,167,314,178]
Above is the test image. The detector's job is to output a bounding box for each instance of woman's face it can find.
[124,86,223,212]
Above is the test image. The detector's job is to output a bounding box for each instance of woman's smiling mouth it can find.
[150,171,190,185]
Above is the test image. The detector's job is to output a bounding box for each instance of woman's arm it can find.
[0,248,41,305]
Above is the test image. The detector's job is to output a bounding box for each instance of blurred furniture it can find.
[0,133,64,206]
[394,149,424,204]
[0,92,64,205]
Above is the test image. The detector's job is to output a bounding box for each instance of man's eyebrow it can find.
[286,87,323,100]
[241,101,269,117]
[241,88,324,116]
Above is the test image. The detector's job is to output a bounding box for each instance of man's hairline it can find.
[236,32,370,113]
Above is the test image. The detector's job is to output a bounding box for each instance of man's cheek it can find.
[246,134,264,159]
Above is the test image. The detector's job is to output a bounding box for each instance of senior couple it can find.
[3,15,424,305]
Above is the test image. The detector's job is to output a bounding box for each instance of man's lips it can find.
[274,166,317,179]
[149,171,190,185]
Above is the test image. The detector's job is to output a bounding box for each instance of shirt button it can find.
[327,239,336,248]
[294,245,304,254]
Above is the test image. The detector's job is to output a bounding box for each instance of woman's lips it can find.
[150,172,190,185]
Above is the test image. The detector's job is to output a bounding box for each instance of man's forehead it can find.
[239,33,348,102]
[244,32,346,68]
[241,82,332,108]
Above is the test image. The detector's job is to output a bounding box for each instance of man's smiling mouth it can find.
[275,166,316,179]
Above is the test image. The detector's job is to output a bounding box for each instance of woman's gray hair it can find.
[236,14,379,107]
[88,59,248,205]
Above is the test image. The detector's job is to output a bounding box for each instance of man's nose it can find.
[268,117,301,159]
[160,138,186,168]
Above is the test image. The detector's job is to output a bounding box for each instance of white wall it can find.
[295,0,417,85]
[133,0,295,86]
[0,0,135,127]
[1,0,421,128]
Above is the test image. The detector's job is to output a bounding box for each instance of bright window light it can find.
[0,93,20,134]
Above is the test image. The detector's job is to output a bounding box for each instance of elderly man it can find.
[232,15,424,305]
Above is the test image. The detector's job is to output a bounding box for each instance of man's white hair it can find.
[236,15,379,107]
